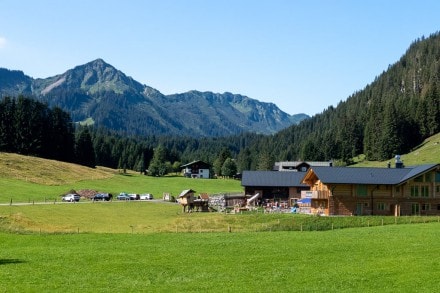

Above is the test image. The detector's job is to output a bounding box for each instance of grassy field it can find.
[2,202,440,234]
[1,223,439,292]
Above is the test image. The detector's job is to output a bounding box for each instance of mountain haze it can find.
[0,59,308,137]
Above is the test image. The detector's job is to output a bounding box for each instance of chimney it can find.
[395,155,404,168]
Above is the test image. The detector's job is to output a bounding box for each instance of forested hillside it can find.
[267,32,440,163]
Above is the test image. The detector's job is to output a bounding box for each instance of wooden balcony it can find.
[301,190,330,199]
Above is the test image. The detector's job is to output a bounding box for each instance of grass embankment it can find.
[353,132,440,167]
[1,223,439,292]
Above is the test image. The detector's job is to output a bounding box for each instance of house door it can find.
[411,203,420,216]
[356,203,363,216]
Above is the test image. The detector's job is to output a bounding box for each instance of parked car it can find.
[140,193,154,200]
[117,193,131,200]
[62,194,80,202]
[92,193,111,201]
[129,193,140,200]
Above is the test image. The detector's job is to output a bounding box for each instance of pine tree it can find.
[0,97,15,152]
[75,126,96,168]
[379,102,400,160]
[148,145,168,176]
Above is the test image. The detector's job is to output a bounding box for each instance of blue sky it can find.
[1,1,439,116]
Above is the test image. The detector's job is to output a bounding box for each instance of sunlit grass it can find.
[1,223,439,292]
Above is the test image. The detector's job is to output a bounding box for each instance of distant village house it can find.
[181,160,210,179]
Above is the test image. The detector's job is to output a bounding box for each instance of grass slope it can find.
[0,152,242,203]
[353,132,440,167]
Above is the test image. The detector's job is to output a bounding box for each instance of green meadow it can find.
[1,222,439,292]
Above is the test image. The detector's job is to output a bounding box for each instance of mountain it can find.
[0,59,308,137]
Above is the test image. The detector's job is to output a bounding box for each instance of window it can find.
[377,202,386,211]
[437,185,440,193]
[421,203,430,211]
[424,173,433,182]
[421,186,429,197]
[395,186,400,193]
[356,185,367,197]
[414,176,423,182]
[436,172,440,183]
[410,186,419,197]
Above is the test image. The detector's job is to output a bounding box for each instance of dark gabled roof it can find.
[241,171,308,187]
[180,160,210,168]
[306,164,438,185]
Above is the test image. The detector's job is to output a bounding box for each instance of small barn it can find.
[178,189,211,212]
[241,171,309,207]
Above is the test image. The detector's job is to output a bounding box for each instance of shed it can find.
[178,189,196,205]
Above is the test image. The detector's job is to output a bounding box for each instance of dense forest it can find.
[1,33,440,176]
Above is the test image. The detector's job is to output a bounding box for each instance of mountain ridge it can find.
[0,59,308,137]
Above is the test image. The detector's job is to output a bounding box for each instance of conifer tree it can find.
[75,126,96,168]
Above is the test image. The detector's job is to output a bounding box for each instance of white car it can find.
[128,193,140,200]
[140,193,153,200]
[62,194,80,202]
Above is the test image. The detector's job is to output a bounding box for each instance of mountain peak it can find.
[82,58,113,71]
[47,59,143,95]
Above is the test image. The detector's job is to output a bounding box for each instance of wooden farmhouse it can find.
[181,160,210,179]
[301,163,440,216]
[241,171,309,207]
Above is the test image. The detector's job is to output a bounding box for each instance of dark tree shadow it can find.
[0,259,26,265]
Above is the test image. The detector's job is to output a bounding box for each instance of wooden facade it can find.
[301,164,440,216]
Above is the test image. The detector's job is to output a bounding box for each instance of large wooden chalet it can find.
[301,163,440,216]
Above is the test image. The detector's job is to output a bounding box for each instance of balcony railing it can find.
[301,190,330,199]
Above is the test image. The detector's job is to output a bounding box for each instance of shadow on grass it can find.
[0,259,26,265]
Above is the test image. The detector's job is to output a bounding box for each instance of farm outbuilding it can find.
[178,189,209,212]
[241,171,309,207]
